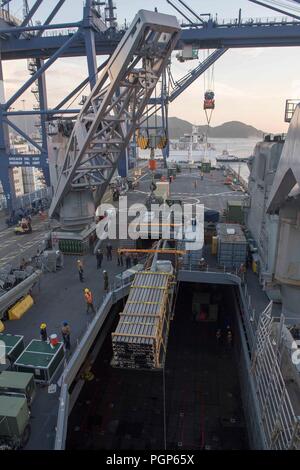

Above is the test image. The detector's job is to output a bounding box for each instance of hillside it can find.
[8,115,265,140]
[166,117,265,139]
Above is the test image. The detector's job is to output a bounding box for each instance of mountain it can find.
[8,114,264,140]
[148,116,264,139]
[165,117,265,139]
[206,121,265,139]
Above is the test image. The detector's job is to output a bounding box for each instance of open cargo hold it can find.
[112,271,174,370]
[216,223,247,268]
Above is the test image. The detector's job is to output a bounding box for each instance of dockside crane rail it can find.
[49,10,181,225]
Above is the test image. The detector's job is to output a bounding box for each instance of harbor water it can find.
[138,137,257,184]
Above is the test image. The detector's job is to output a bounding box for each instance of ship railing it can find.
[181,15,300,28]
[13,186,53,211]
[251,307,300,449]
[42,28,78,38]
[215,16,299,27]
[180,259,243,277]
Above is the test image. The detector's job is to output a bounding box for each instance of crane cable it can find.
[203,50,215,144]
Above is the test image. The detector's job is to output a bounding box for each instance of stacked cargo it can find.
[112,271,173,370]
[58,239,88,254]
[216,223,247,268]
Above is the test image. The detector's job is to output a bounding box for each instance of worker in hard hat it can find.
[61,321,71,352]
[77,259,84,283]
[96,248,103,270]
[103,270,109,293]
[40,323,48,342]
[106,243,113,261]
[84,288,96,314]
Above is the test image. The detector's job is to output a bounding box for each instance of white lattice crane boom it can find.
[49,10,180,229]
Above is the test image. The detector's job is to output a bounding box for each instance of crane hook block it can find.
[136,128,150,149]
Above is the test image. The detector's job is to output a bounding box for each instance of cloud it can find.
[4,77,24,85]
[214,81,245,98]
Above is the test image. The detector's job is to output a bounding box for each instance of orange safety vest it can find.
[84,291,93,304]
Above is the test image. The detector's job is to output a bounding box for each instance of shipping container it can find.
[216,224,247,268]
[14,340,64,383]
[201,161,211,173]
[226,200,244,224]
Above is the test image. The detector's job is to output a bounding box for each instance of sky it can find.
[3,0,300,133]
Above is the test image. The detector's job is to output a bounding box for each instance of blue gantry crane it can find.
[1,0,300,212]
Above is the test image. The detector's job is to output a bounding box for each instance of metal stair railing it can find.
[251,305,300,449]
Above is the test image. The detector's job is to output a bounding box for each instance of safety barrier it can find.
[14,187,53,210]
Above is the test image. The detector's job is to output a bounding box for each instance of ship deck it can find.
[66,282,248,450]
[0,167,271,449]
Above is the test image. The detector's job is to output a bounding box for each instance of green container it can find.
[226,200,244,224]
[0,395,29,439]
[14,340,65,384]
[201,162,211,173]
[0,333,24,364]
[0,371,36,405]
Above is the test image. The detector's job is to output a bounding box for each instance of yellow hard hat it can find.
[40,323,47,329]
[84,288,89,293]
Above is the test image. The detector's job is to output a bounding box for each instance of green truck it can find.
[0,395,31,449]
[0,371,36,406]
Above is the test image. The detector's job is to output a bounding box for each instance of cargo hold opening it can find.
[66,282,249,450]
